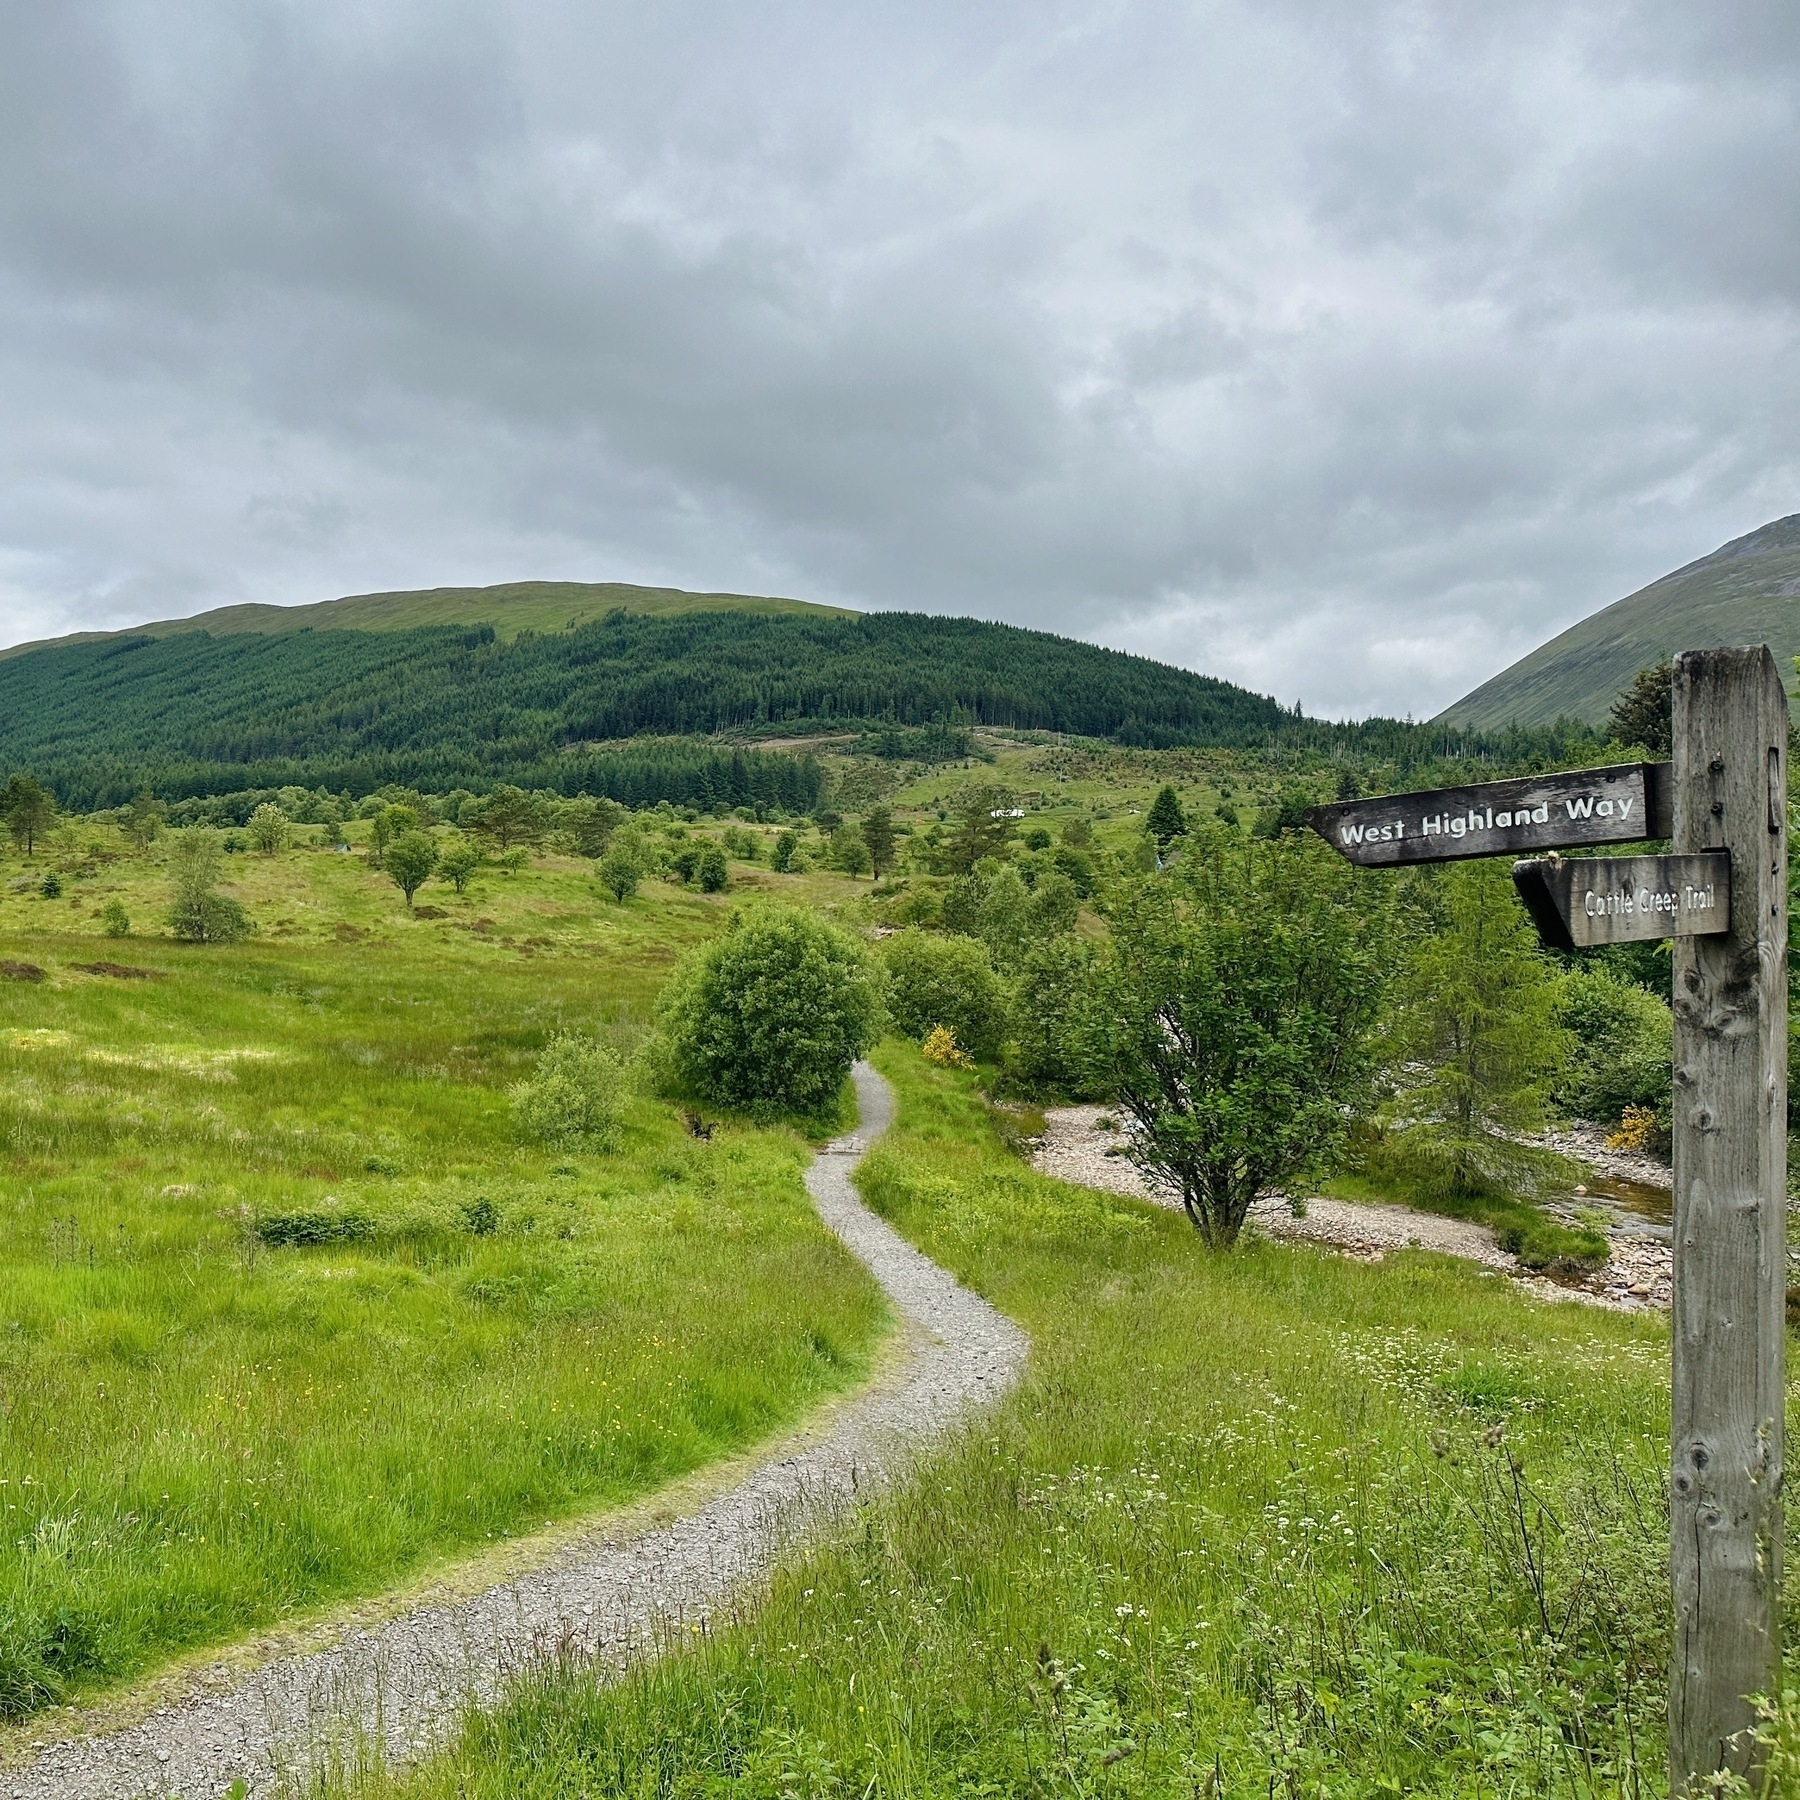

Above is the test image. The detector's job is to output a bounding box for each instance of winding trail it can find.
[10,1064,1028,1800]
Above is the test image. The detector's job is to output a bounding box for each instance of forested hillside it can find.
[0,608,1291,808]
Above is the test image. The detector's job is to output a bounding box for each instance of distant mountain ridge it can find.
[0,579,850,662]
[1437,516,1800,730]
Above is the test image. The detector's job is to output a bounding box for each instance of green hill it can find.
[0,604,1292,811]
[0,579,849,663]
[1437,515,1800,730]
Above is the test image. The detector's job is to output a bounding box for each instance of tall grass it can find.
[337,1044,1694,1798]
[0,841,888,1717]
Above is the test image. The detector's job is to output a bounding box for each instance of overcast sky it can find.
[2,1,1796,717]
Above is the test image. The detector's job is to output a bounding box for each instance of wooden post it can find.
[1669,645,1789,1791]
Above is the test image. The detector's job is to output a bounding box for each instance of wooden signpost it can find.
[1512,851,1729,951]
[1307,646,1788,1793]
[1308,760,1673,866]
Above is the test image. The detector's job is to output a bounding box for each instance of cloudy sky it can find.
[2,1,1796,717]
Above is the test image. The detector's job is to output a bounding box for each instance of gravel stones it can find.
[8,1064,1028,1800]
[1033,1105,1672,1316]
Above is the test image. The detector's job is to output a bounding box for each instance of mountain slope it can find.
[0,579,849,663]
[1437,515,1800,730]
[0,607,1288,809]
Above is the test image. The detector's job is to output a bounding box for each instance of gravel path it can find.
[8,1064,1028,1800]
[1033,1105,1670,1313]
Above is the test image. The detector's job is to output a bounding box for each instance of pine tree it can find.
[1145,785,1187,847]
[1606,660,1673,755]
[1390,861,1571,1193]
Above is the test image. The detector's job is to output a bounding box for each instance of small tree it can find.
[598,846,641,902]
[0,775,56,860]
[471,786,546,851]
[248,804,290,854]
[101,898,131,938]
[1388,860,1572,1193]
[1145,786,1187,848]
[167,830,253,944]
[882,930,1009,1062]
[696,842,729,893]
[861,806,898,878]
[1080,827,1389,1248]
[1607,659,1673,755]
[770,829,800,873]
[385,831,439,907]
[1010,935,1095,1094]
[369,804,420,867]
[562,796,623,857]
[123,788,166,850]
[827,821,871,877]
[437,834,482,895]
[656,906,884,1114]
[939,787,1018,873]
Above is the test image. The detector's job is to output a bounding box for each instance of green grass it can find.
[334,1044,1690,1799]
[0,838,890,1717]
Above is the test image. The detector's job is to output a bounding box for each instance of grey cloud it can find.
[1,0,1798,717]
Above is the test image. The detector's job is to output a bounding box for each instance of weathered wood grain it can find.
[1511,851,1728,949]
[1307,762,1669,866]
[1668,646,1788,1792]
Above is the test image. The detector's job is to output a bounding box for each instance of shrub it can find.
[100,899,130,938]
[922,1025,974,1069]
[169,892,254,944]
[881,929,1008,1063]
[247,803,289,854]
[1009,935,1096,1095]
[437,835,482,894]
[770,830,799,873]
[510,1035,626,1149]
[38,872,61,899]
[166,830,253,944]
[256,1209,374,1247]
[696,842,729,892]
[598,846,641,902]
[1553,967,1671,1131]
[657,906,884,1115]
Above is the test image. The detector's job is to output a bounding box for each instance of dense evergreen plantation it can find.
[0,601,1606,810]
[0,609,1290,807]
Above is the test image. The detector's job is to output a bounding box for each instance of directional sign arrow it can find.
[1511,851,1730,952]
[1307,761,1672,867]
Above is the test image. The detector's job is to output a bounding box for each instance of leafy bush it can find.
[166,830,254,943]
[881,929,1009,1063]
[597,846,641,901]
[657,906,884,1115]
[1553,967,1671,1134]
[921,1025,974,1069]
[100,899,130,938]
[247,803,289,853]
[509,1035,627,1149]
[256,1209,375,1247]
[169,891,253,944]
[695,842,729,892]
[770,829,799,872]
[437,834,482,894]
[1008,935,1097,1095]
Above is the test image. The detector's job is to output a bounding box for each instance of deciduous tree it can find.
[1080,827,1388,1247]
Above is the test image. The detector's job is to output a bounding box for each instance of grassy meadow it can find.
[0,831,892,1718]
[336,1045,1694,1799]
